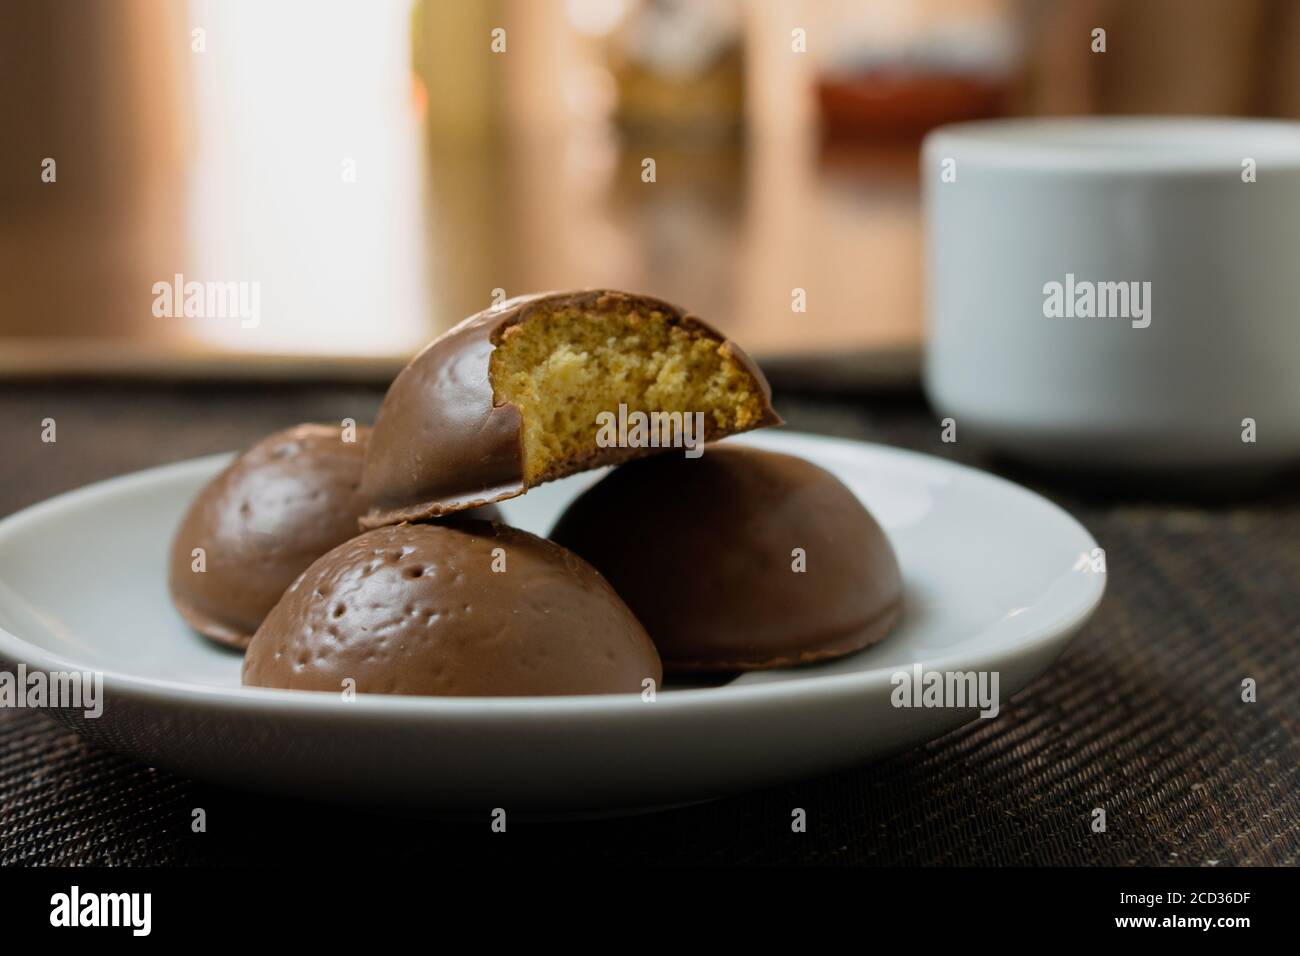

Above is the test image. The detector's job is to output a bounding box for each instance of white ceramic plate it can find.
[0,431,1104,812]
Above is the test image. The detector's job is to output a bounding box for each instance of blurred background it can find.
[4,0,1300,386]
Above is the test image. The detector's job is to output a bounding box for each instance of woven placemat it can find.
[1,383,1296,865]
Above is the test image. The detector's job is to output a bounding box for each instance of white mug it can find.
[922,117,1300,471]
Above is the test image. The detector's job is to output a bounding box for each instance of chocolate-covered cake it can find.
[551,446,902,671]
[243,522,662,696]
[168,424,374,649]
[360,289,781,528]
[169,423,505,649]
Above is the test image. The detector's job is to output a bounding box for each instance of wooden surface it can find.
[0,133,925,381]
[0,0,924,383]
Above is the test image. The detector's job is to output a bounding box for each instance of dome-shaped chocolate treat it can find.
[168,424,375,649]
[170,424,502,650]
[550,446,902,672]
[242,522,662,696]
[360,289,781,528]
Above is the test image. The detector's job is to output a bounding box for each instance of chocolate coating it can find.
[242,522,662,696]
[360,289,781,529]
[550,446,902,671]
[169,424,374,649]
[170,424,502,649]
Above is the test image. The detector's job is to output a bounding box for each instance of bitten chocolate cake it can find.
[242,522,662,696]
[550,446,902,672]
[359,289,781,528]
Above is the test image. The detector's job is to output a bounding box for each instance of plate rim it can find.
[0,431,1106,717]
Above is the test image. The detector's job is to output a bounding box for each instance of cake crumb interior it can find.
[489,304,769,483]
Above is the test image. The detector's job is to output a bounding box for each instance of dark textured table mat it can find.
[0,381,1296,866]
